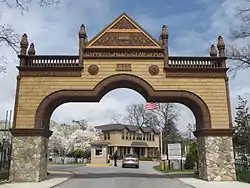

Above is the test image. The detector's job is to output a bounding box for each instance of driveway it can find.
[54,161,192,188]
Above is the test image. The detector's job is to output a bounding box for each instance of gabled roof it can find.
[86,13,163,49]
[95,124,160,134]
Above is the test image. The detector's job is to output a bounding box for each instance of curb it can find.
[50,170,76,188]
[86,163,112,167]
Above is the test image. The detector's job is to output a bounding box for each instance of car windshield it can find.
[124,154,138,158]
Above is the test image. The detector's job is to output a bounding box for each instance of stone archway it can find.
[10,13,236,182]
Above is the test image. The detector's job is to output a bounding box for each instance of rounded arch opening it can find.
[35,74,211,131]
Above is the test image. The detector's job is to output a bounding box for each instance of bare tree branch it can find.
[0,0,61,73]
[111,113,125,124]
[226,45,250,76]
[1,0,61,13]
[153,103,180,125]
[0,24,20,54]
[124,104,160,128]
[228,1,250,73]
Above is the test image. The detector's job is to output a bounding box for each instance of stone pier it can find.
[197,135,237,181]
[9,129,51,182]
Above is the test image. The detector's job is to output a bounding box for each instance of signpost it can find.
[168,143,183,170]
[168,143,182,160]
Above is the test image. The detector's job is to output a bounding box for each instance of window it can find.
[95,146,102,156]
[129,133,132,140]
[136,133,142,140]
[126,132,129,139]
[146,134,149,141]
[143,134,145,140]
[152,134,155,141]
[104,132,110,140]
[107,132,110,140]
[122,132,125,139]
[133,133,136,140]
[149,134,151,141]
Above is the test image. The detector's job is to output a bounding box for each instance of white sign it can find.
[168,143,181,160]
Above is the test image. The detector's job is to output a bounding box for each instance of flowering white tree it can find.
[71,125,101,151]
[48,121,101,156]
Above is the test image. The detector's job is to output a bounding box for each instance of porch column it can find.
[195,129,236,181]
[145,148,148,157]
[9,129,52,182]
[114,146,118,154]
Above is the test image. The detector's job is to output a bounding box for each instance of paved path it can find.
[55,161,192,188]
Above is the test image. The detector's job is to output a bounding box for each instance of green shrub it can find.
[73,149,84,159]
[184,153,195,169]
[184,141,198,170]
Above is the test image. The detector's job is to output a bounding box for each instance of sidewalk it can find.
[178,178,250,188]
[154,170,250,188]
[0,171,73,188]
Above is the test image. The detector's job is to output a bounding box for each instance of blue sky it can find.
[0,0,249,133]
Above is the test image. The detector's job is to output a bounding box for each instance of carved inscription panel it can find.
[116,64,132,71]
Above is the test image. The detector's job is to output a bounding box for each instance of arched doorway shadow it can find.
[35,74,211,131]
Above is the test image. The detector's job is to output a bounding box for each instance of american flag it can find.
[145,103,159,110]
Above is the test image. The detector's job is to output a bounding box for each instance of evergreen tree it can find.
[184,141,197,169]
[233,96,250,152]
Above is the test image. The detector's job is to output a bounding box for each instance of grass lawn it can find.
[153,165,194,173]
[237,171,250,183]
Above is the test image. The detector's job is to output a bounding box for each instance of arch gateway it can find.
[10,13,236,182]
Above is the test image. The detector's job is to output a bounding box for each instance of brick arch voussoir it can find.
[93,73,155,100]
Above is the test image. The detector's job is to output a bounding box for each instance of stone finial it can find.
[161,25,168,39]
[217,36,225,49]
[28,43,36,55]
[79,24,87,38]
[20,33,28,55]
[210,44,217,57]
[217,36,225,57]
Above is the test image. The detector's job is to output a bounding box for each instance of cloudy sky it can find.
[0,0,249,133]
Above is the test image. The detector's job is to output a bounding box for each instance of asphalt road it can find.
[53,161,192,188]
[48,164,85,172]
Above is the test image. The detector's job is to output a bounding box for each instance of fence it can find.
[0,110,13,181]
[235,154,250,183]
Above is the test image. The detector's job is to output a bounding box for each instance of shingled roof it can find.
[95,124,160,134]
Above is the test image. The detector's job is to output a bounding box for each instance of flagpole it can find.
[145,102,162,158]
[160,127,163,158]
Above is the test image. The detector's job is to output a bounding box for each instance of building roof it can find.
[90,140,110,146]
[95,124,160,134]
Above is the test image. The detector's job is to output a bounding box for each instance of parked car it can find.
[122,153,139,168]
